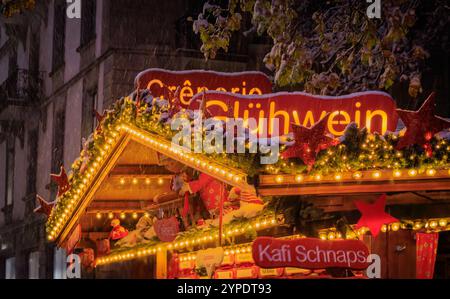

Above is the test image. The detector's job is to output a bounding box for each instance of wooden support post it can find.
[218,182,225,247]
[156,248,167,279]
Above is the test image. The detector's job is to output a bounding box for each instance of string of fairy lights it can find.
[266,168,450,185]
[317,217,450,240]
[50,121,450,241]
[95,213,279,266]
[266,136,450,177]
[94,211,150,220]
[121,124,247,184]
[96,216,450,266]
[46,122,249,241]
[45,96,450,272]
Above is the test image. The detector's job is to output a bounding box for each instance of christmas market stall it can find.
[37,69,450,279]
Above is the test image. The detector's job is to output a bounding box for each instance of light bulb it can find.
[426,169,436,176]
[408,169,417,177]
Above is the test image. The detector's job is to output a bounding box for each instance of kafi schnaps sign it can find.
[252,237,371,270]
[190,91,399,137]
[134,68,273,106]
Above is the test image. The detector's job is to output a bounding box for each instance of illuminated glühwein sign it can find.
[135,68,273,106]
[252,237,370,270]
[190,90,399,136]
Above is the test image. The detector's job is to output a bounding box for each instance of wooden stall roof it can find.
[54,124,254,246]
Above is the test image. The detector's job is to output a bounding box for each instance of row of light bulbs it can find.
[95,212,149,220]
[180,217,450,264]
[273,168,448,184]
[179,234,307,263]
[117,176,166,186]
[179,245,254,262]
[96,215,279,266]
[318,218,450,240]
[96,216,450,266]
[48,122,248,241]
[121,124,246,185]
[47,127,122,241]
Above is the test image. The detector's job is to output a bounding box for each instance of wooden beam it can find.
[258,178,450,196]
[156,248,167,279]
[259,170,450,186]
[280,191,450,213]
[126,125,253,192]
[109,165,173,175]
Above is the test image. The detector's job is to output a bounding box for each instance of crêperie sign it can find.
[135,69,398,137]
[252,237,370,270]
[134,68,273,106]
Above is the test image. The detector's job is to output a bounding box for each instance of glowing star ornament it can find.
[281,114,339,170]
[396,92,450,150]
[50,166,70,197]
[33,195,56,218]
[354,194,398,238]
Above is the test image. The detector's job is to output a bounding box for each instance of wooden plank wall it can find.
[363,230,416,278]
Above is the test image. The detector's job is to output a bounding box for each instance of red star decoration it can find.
[50,166,70,197]
[396,92,450,150]
[281,114,339,170]
[354,194,398,238]
[33,194,56,218]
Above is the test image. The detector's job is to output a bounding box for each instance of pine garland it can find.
[46,90,450,233]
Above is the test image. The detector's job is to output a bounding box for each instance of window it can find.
[52,0,66,71]
[5,135,14,207]
[28,251,40,279]
[175,0,203,50]
[5,257,15,279]
[81,90,97,141]
[51,110,65,200]
[80,0,96,46]
[53,247,67,279]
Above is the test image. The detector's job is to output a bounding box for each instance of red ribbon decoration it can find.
[416,232,439,279]
[181,192,190,217]
[423,142,433,158]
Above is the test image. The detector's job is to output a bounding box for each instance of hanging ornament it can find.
[196,247,224,278]
[281,114,339,170]
[153,216,179,242]
[181,173,228,216]
[50,166,70,197]
[109,219,129,240]
[354,194,398,238]
[33,195,56,218]
[396,92,450,150]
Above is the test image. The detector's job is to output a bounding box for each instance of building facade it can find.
[0,0,268,279]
